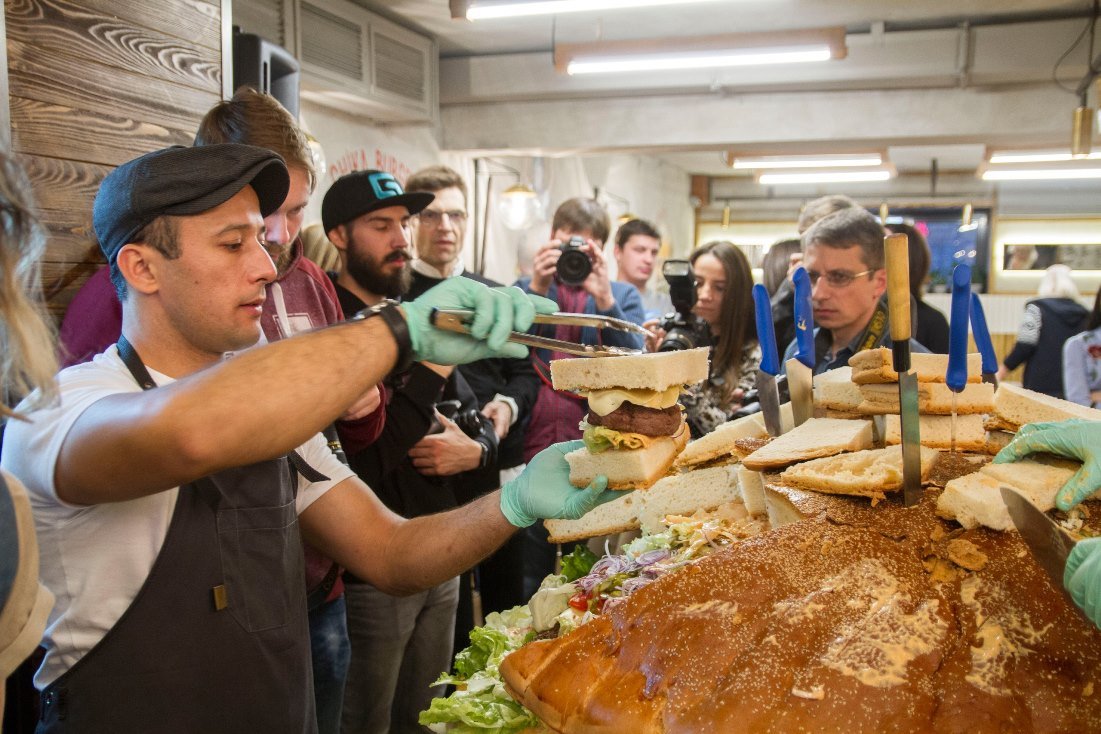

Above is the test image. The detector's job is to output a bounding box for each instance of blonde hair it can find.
[1038,263,1079,299]
[0,151,57,420]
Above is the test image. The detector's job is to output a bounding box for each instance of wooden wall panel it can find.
[5,0,224,319]
[8,49,220,138]
[6,0,221,91]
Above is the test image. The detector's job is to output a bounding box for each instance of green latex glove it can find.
[402,279,556,364]
[500,440,618,528]
[993,419,1101,511]
[1065,537,1101,628]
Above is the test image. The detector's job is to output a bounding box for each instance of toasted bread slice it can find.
[550,348,709,392]
[742,417,874,471]
[856,381,995,415]
[565,426,689,489]
[848,348,982,384]
[884,413,987,452]
[779,445,940,503]
[545,463,741,542]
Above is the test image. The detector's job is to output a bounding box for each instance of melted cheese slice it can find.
[585,385,682,416]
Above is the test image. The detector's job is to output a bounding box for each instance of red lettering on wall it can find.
[327,148,411,184]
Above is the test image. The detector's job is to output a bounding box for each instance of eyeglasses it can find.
[417,209,467,227]
[805,268,875,288]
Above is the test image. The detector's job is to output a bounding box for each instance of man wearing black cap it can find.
[319,169,499,734]
[0,144,614,733]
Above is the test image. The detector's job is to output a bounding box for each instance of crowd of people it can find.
[2,85,1101,734]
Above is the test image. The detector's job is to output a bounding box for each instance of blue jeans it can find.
[309,595,351,734]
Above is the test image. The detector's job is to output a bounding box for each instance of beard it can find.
[346,246,411,299]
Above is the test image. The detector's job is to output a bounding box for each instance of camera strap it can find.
[854,296,891,353]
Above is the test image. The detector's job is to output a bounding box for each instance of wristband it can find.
[353,299,414,375]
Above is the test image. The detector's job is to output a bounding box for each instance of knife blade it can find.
[786,266,815,427]
[884,233,923,506]
[946,264,971,454]
[752,283,783,437]
[970,292,999,387]
[1000,486,1079,603]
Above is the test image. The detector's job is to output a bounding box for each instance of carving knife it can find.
[884,233,923,506]
[786,266,815,427]
[1000,486,1081,609]
[946,264,971,455]
[752,283,783,437]
[970,292,999,387]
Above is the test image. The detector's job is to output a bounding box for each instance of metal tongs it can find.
[430,308,646,357]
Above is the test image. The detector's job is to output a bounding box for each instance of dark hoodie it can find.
[1004,297,1089,399]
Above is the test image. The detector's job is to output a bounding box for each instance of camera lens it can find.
[556,244,592,286]
[658,327,699,352]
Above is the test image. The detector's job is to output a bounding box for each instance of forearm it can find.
[375,490,515,594]
[58,318,398,502]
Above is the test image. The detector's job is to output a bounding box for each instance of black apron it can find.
[38,338,326,733]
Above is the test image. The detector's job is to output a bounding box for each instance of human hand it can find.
[993,419,1101,510]
[643,318,666,353]
[499,440,617,528]
[580,240,614,312]
[342,385,382,421]
[482,400,512,439]
[787,252,804,278]
[529,242,562,295]
[408,412,483,476]
[402,279,557,364]
[1065,537,1101,628]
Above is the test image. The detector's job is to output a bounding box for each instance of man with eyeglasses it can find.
[403,165,540,644]
[782,206,927,374]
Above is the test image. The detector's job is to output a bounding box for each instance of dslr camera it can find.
[555,235,592,286]
[657,259,712,352]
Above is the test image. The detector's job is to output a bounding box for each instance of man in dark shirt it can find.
[322,169,494,734]
[404,165,541,629]
[782,207,927,374]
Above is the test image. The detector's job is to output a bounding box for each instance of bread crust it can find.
[566,426,689,489]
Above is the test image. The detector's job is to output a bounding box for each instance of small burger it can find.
[550,348,710,489]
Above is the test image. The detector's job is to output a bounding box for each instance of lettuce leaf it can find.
[453,626,510,679]
[418,687,539,733]
[560,545,598,582]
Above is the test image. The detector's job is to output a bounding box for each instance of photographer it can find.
[646,241,760,439]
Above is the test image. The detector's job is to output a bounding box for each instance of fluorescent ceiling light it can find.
[758,170,892,185]
[730,153,882,169]
[461,0,723,19]
[555,27,847,76]
[981,168,1101,181]
[568,46,830,75]
[988,151,1101,164]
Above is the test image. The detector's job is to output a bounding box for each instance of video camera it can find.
[657,259,712,352]
[555,235,592,286]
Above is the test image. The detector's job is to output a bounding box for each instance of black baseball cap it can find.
[93,144,290,265]
[321,169,434,234]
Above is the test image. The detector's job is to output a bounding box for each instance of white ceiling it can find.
[350,0,1098,179]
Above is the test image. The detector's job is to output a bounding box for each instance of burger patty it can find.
[587,402,682,436]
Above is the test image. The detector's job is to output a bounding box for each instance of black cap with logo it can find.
[321,169,434,234]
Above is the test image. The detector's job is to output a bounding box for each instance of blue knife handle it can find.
[753,283,780,376]
[947,264,971,392]
[970,292,998,376]
[792,266,815,369]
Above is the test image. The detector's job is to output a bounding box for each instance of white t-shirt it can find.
[0,347,355,688]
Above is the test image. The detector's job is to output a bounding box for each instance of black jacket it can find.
[1004,297,1088,399]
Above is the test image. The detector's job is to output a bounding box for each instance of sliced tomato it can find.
[568,591,589,612]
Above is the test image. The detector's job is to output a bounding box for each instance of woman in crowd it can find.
[1063,288,1101,407]
[647,241,759,438]
[760,237,801,351]
[0,150,57,722]
[885,221,949,353]
[998,263,1088,399]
